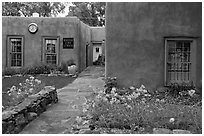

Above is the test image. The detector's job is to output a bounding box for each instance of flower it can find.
[188,89,195,97]
[169,118,175,123]
[25,79,29,83]
[126,105,133,110]
[10,86,17,92]
[35,79,41,84]
[30,76,35,80]
[28,88,34,93]
[19,83,22,86]
[111,87,116,92]
[129,86,135,90]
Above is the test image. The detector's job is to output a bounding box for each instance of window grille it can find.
[166,39,192,85]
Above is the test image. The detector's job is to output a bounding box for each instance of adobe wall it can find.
[79,21,92,71]
[2,17,89,72]
[106,2,202,91]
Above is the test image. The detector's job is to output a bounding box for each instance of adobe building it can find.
[2,16,105,72]
[105,2,202,92]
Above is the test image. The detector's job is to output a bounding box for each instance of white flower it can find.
[111,87,116,92]
[143,89,148,93]
[18,89,22,92]
[19,83,22,86]
[35,79,41,84]
[188,89,195,97]
[141,85,145,89]
[126,105,133,110]
[169,118,175,123]
[129,86,135,90]
[76,116,82,123]
[30,76,35,80]
[28,88,34,93]
[10,86,17,92]
[25,79,29,83]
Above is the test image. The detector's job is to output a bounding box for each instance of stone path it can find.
[20,66,105,134]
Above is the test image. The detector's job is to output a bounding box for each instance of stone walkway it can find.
[20,66,105,134]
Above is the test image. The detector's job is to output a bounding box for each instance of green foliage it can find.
[68,2,106,26]
[81,77,202,134]
[2,2,66,17]
[2,68,19,76]
[168,81,195,97]
[21,63,57,75]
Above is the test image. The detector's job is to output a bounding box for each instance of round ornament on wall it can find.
[28,23,38,34]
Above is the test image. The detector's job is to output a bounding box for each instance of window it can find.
[96,47,99,53]
[42,37,59,65]
[7,36,24,67]
[165,38,195,85]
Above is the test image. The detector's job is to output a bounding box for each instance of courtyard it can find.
[2,2,202,134]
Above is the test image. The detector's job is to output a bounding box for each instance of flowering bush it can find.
[4,76,45,108]
[79,77,202,134]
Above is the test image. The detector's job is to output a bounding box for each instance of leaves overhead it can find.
[2,2,66,17]
[68,2,106,26]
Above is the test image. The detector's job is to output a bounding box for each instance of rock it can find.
[153,128,172,134]
[15,114,26,125]
[27,112,37,121]
[79,128,91,134]
[173,129,191,134]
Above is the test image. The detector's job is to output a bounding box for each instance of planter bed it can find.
[2,86,58,134]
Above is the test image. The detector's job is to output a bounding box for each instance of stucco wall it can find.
[106,2,202,91]
[79,21,92,71]
[91,27,105,42]
[2,17,83,71]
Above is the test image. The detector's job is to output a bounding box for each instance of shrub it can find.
[168,81,196,97]
[82,77,202,134]
[2,68,19,76]
[21,63,57,75]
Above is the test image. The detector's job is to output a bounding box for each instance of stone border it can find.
[2,86,58,134]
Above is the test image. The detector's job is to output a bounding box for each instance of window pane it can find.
[17,60,21,66]
[16,46,21,52]
[17,53,21,59]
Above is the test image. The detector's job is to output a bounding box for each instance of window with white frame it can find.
[165,38,194,85]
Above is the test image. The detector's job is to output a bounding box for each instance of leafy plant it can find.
[3,76,45,109]
[168,81,196,97]
[2,68,19,76]
[81,77,202,134]
[20,63,57,75]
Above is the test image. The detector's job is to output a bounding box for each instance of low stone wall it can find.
[2,86,58,134]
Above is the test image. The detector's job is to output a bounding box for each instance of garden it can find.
[72,77,202,134]
[2,61,77,111]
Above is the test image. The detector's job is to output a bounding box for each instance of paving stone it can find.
[173,129,191,134]
[153,128,173,134]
